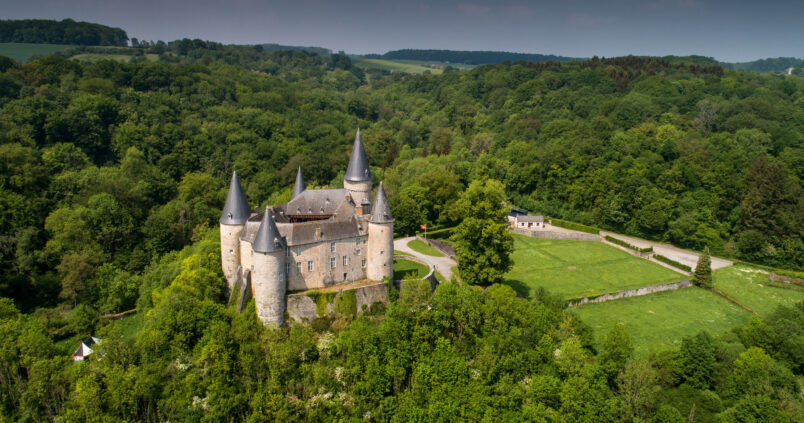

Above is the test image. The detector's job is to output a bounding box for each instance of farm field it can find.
[406,239,444,257]
[393,258,429,280]
[505,234,684,299]
[70,53,160,63]
[0,42,74,62]
[575,287,753,355]
[350,56,443,74]
[713,265,804,316]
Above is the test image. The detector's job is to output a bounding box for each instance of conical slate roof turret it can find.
[370,182,393,223]
[291,166,306,199]
[344,128,371,182]
[253,207,285,253]
[220,171,251,225]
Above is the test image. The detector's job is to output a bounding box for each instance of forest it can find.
[364,49,578,65]
[0,19,128,47]
[0,41,803,421]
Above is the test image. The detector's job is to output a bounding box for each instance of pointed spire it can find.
[344,128,371,182]
[370,182,393,223]
[220,171,251,225]
[291,166,306,199]
[253,207,285,253]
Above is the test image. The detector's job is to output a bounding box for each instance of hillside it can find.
[257,43,331,55]
[0,18,128,46]
[0,42,75,62]
[364,48,580,65]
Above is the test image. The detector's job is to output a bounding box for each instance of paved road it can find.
[394,237,458,281]
[600,231,732,271]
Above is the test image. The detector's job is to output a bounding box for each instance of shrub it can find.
[550,218,600,234]
[654,254,692,272]
[605,235,653,253]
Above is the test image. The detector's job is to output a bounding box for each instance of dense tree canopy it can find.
[0,19,128,46]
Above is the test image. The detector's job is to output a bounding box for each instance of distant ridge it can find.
[364,49,579,65]
[721,57,804,73]
[257,43,331,55]
[0,19,127,46]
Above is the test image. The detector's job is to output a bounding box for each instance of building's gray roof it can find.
[370,182,393,223]
[242,214,367,246]
[220,171,251,225]
[517,214,544,223]
[282,188,354,218]
[253,207,286,253]
[344,128,371,182]
[291,166,306,199]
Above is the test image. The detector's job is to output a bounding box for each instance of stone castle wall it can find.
[220,223,244,292]
[367,222,394,281]
[344,179,371,206]
[252,250,286,326]
[286,281,388,323]
[568,280,692,306]
[285,236,369,291]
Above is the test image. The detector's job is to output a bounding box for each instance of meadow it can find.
[406,239,444,257]
[393,258,429,280]
[350,56,444,74]
[574,287,753,355]
[505,234,684,299]
[713,265,804,316]
[0,42,73,62]
[70,53,160,63]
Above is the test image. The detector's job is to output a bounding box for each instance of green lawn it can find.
[0,43,75,62]
[350,56,443,74]
[505,235,684,300]
[714,265,804,316]
[407,239,445,257]
[575,287,753,356]
[394,259,430,280]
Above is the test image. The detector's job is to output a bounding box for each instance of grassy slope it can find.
[713,265,804,316]
[350,56,443,74]
[0,43,75,62]
[575,287,753,355]
[407,239,445,257]
[393,259,429,280]
[70,53,160,63]
[505,234,684,299]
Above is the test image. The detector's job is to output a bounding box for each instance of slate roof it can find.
[370,182,393,223]
[220,171,251,225]
[344,128,371,182]
[291,167,306,199]
[282,189,354,218]
[242,213,367,246]
[253,207,286,253]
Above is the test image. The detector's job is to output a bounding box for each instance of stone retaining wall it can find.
[568,280,692,306]
[394,254,438,291]
[415,235,456,258]
[512,228,601,242]
[286,281,388,323]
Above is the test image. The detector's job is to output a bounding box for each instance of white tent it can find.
[71,336,100,361]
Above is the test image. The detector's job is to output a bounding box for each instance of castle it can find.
[219,129,394,326]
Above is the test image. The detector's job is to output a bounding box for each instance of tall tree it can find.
[692,247,712,289]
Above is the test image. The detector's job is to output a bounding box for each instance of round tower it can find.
[344,128,372,205]
[367,182,394,281]
[220,170,251,292]
[251,207,287,327]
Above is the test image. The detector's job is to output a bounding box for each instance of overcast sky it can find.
[2,0,802,62]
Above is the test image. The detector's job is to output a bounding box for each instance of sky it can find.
[2,0,802,62]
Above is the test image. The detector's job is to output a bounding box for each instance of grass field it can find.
[714,265,804,316]
[575,287,753,355]
[393,259,429,280]
[70,53,160,63]
[505,235,684,300]
[350,56,444,74]
[407,239,445,257]
[0,43,74,62]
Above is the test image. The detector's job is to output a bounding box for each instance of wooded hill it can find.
[0,19,128,46]
[364,49,579,65]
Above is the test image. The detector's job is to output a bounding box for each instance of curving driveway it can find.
[394,237,458,281]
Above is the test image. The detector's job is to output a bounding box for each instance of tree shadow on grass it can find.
[503,279,531,298]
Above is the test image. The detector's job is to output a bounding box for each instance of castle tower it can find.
[251,207,287,327]
[220,171,251,292]
[367,182,394,281]
[344,128,372,205]
[291,166,306,199]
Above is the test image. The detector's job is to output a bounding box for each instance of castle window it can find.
[330,257,336,268]
[285,247,290,257]
[307,261,313,272]
[380,250,384,255]
[228,249,233,254]
[286,262,290,274]
[330,242,335,252]
[296,262,301,273]
[356,249,361,256]
[296,247,301,255]
[342,255,347,266]
[361,259,366,268]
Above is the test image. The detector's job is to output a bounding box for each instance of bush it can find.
[654,254,692,272]
[416,226,455,239]
[605,235,653,253]
[551,218,600,234]
[333,290,357,317]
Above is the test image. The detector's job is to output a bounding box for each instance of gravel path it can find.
[600,231,733,271]
[394,237,458,281]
